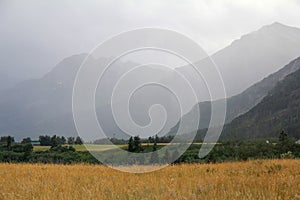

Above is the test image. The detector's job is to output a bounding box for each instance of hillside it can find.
[170,57,300,135]
[169,22,300,135]
[176,22,300,99]
[0,54,177,140]
[222,59,300,139]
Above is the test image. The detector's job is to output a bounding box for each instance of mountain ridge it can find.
[169,57,300,135]
[2,22,300,140]
[221,57,300,139]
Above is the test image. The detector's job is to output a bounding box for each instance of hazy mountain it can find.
[169,22,300,134]
[215,22,300,97]
[0,53,58,91]
[170,57,300,135]
[1,22,300,140]
[222,57,300,139]
[176,22,300,100]
[0,54,87,139]
[0,54,179,140]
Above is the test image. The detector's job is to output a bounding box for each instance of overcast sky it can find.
[1,0,300,79]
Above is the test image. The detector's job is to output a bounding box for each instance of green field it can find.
[33,144,126,152]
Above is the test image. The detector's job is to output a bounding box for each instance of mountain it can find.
[1,22,300,140]
[176,22,300,100]
[169,22,300,134]
[0,54,88,139]
[0,53,57,91]
[214,22,300,97]
[170,57,300,134]
[222,57,300,139]
[0,54,179,140]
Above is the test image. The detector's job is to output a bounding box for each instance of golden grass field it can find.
[0,159,299,200]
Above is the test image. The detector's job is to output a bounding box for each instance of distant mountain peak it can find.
[269,21,286,27]
[258,22,300,33]
[230,22,299,45]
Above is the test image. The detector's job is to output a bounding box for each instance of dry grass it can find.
[0,159,299,200]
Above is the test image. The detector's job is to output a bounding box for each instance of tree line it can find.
[0,130,299,165]
[0,135,94,164]
[121,131,300,164]
[38,135,83,146]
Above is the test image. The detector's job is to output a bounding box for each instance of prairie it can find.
[0,159,299,200]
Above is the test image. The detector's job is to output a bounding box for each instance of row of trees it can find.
[0,136,15,144]
[0,135,97,164]
[1,135,84,147]
[123,131,300,164]
[0,130,299,165]
[38,135,83,146]
[93,135,173,146]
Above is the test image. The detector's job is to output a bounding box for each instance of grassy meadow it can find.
[0,159,299,200]
[33,144,126,152]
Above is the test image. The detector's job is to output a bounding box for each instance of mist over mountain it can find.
[222,57,300,139]
[175,22,300,101]
[1,22,300,140]
[0,54,87,139]
[0,49,63,91]
[0,54,180,140]
[169,22,300,134]
[215,22,300,97]
[170,56,300,135]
